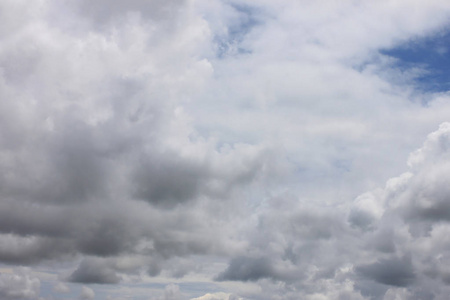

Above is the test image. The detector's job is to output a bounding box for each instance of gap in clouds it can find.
[210,1,264,59]
[380,26,450,93]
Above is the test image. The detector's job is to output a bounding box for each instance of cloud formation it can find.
[1,0,450,299]
[0,269,40,300]
[69,257,121,284]
[79,286,95,300]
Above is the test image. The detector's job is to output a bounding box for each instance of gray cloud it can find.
[79,286,95,300]
[0,269,40,300]
[211,123,450,299]
[132,153,209,207]
[0,235,74,265]
[69,258,121,284]
[74,0,187,28]
[75,215,135,257]
[2,1,450,300]
[356,256,416,287]
[0,0,266,271]
[216,256,275,282]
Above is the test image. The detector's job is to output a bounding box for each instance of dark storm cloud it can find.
[216,256,276,282]
[132,147,267,207]
[0,207,139,264]
[69,258,121,284]
[147,260,162,277]
[0,101,129,207]
[132,154,209,207]
[356,256,416,287]
[75,215,135,257]
[0,201,73,237]
[0,235,74,265]
[32,123,112,205]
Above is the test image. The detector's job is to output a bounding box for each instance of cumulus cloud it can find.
[191,292,240,300]
[0,0,264,267]
[356,255,416,287]
[216,256,276,282]
[346,123,450,299]
[210,122,450,299]
[0,269,40,300]
[80,286,95,300]
[1,0,450,299]
[69,258,121,284]
[53,282,70,293]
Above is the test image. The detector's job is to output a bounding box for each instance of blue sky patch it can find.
[381,28,450,92]
[214,3,261,58]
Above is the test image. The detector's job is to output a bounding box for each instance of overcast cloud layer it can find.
[1,0,450,299]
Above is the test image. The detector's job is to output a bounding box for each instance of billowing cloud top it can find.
[1,0,450,299]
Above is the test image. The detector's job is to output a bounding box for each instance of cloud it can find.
[163,284,181,300]
[191,292,240,300]
[131,152,209,207]
[53,282,70,293]
[356,256,416,287]
[0,269,40,300]
[69,258,121,284]
[0,0,265,270]
[149,284,182,300]
[348,192,384,230]
[80,286,95,300]
[216,256,276,282]
[346,122,450,298]
[2,0,450,300]
[211,122,450,299]
[398,123,450,223]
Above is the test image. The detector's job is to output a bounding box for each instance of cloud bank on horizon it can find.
[1,0,450,299]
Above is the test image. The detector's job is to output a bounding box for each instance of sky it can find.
[1,0,450,299]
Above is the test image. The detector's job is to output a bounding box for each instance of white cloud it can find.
[53,282,70,293]
[0,268,40,300]
[149,284,182,300]
[80,286,95,300]
[1,0,450,300]
[191,292,241,300]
